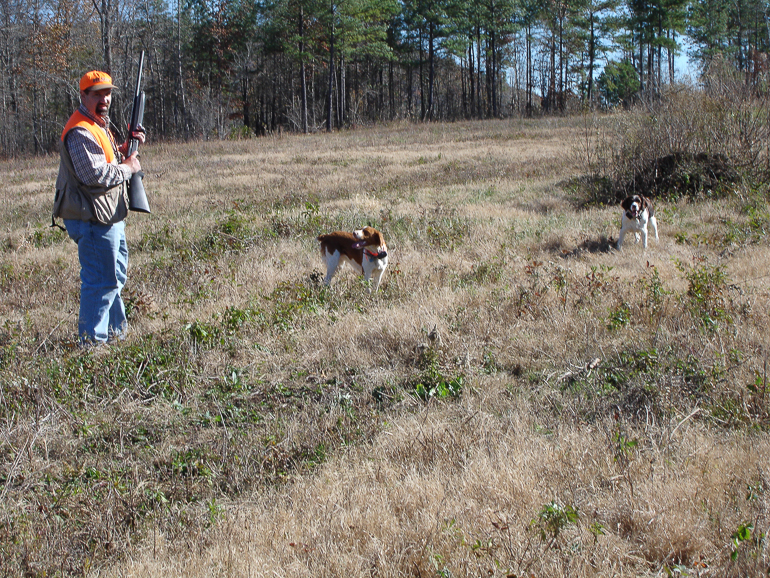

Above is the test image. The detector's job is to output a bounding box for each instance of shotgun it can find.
[127,51,150,213]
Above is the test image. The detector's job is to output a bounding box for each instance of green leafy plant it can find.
[137,222,176,252]
[28,227,66,249]
[589,521,606,543]
[607,302,631,330]
[533,501,579,544]
[185,320,221,345]
[199,212,255,257]
[301,201,322,231]
[222,305,263,334]
[412,342,464,401]
[676,257,732,331]
[266,280,328,331]
[730,523,753,561]
[585,264,617,301]
[638,264,671,318]
[611,428,638,496]
[206,497,223,525]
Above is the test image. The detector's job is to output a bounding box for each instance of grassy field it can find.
[1,117,769,577]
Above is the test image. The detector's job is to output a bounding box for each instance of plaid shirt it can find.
[64,104,132,187]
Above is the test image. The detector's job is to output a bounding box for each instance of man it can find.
[53,70,146,346]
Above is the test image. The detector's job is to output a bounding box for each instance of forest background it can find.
[2,0,770,157]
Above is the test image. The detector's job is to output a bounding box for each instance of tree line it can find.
[1,0,769,156]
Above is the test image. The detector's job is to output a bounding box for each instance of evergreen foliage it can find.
[1,0,769,153]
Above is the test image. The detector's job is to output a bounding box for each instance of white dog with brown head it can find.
[317,226,389,292]
[617,194,658,250]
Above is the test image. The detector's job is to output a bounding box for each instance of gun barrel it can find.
[127,51,150,213]
[134,51,145,100]
[127,91,145,156]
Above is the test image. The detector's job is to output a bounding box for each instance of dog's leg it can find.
[370,269,384,293]
[361,262,377,293]
[323,250,341,285]
[650,216,659,242]
[641,227,648,248]
[617,228,626,250]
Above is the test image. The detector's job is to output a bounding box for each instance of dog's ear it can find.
[643,195,655,215]
[620,196,632,210]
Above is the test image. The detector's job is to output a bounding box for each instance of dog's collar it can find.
[365,249,387,260]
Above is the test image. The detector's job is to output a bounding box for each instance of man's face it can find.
[81,87,112,118]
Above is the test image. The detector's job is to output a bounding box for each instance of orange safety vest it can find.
[61,110,117,163]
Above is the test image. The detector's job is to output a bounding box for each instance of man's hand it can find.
[129,124,146,144]
[122,151,142,174]
[119,125,146,157]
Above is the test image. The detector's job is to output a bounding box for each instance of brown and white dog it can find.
[617,194,658,250]
[317,226,389,292]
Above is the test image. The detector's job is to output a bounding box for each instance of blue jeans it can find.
[64,219,128,344]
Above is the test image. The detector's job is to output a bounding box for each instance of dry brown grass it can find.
[1,117,769,577]
[108,401,770,577]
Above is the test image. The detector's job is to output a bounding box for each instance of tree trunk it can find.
[427,21,435,120]
[299,7,308,133]
[419,27,425,120]
[588,12,595,105]
[468,40,475,118]
[548,30,556,111]
[176,0,189,137]
[326,6,335,132]
[93,0,113,72]
[526,24,533,115]
[476,25,482,118]
[339,52,345,126]
[388,60,394,120]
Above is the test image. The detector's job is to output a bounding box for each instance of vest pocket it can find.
[90,187,127,224]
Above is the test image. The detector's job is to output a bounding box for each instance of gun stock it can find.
[127,51,150,213]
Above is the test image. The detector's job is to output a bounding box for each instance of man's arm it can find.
[65,128,132,187]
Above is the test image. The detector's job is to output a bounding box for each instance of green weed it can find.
[267,201,340,238]
[611,427,638,496]
[185,319,221,345]
[0,262,13,290]
[458,258,506,287]
[533,501,579,543]
[584,264,617,302]
[27,227,66,249]
[607,302,631,331]
[676,257,732,331]
[384,205,469,251]
[265,280,328,331]
[136,222,176,252]
[410,343,464,401]
[637,264,671,318]
[730,522,754,561]
[204,211,254,255]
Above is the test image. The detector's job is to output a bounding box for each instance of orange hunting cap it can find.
[79,71,117,92]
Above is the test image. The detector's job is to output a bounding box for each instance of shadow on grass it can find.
[546,235,617,258]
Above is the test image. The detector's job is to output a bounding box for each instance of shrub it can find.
[580,60,768,203]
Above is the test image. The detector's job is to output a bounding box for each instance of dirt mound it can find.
[623,152,740,200]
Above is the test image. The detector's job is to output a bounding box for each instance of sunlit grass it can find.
[1,117,768,577]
